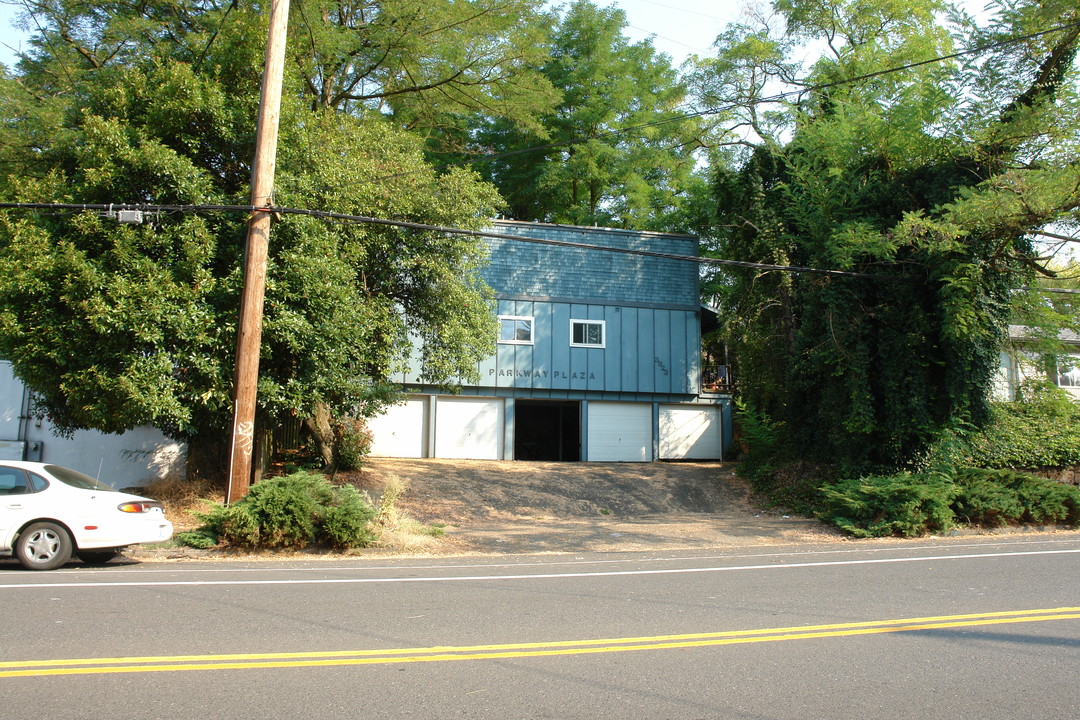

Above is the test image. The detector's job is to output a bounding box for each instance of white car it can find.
[0,461,173,570]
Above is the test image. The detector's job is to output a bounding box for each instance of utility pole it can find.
[226,0,290,504]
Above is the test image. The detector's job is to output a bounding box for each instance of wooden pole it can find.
[226,0,290,503]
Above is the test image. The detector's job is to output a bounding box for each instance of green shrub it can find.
[818,473,956,538]
[219,503,262,546]
[176,471,377,551]
[732,400,785,474]
[174,530,217,549]
[321,485,376,548]
[953,467,1080,525]
[1007,477,1080,526]
[334,418,373,471]
[961,385,1080,468]
[815,467,1080,538]
[951,469,1025,527]
[242,473,327,547]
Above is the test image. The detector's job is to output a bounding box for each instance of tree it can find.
[464,0,706,230]
[3,0,557,133]
[694,0,1080,475]
[0,5,508,476]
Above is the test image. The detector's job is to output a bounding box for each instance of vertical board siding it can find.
[670,311,688,396]
[470,302,700,396]
[620,307,638,391]
[638,309,655,394]
[408,224,706,398]
[604,305,621,392]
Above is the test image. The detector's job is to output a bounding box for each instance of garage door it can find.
[434,397,504,459]
[586,402,652,462]
[368,397,428,458]
[659,405,723,460]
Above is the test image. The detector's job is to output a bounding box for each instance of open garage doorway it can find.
[514,400,581,461]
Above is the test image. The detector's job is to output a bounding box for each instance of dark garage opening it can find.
[514,401,581,461]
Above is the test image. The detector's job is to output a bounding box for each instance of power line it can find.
[5,201,1077,290]
[0,201,896,280]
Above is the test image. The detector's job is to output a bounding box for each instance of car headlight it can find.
[118,501,164,513]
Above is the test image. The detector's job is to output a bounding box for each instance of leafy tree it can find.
[3,0,557,133]
[694,0,1080,476]
[0,5,506,476]
[464,0,706,230]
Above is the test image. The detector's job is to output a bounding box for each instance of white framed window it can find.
[499,315,534,344]
[1058,354,1080,388]
[570,319,605,348]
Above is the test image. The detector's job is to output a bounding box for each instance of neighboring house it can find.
[0,361,185,488]
[993,325,1080,401]
[367,220,732,462]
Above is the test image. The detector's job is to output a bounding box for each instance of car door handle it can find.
[6,503,22,509]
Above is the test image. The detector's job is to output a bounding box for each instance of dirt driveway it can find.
[348,458,844,554]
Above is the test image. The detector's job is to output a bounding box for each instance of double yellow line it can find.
[4,607,1078,677]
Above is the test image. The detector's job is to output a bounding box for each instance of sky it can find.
[607,0,744,63]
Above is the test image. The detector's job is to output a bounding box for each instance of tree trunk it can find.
[303,402,335,469]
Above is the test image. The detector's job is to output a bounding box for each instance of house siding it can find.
[484,221,698,308]
[374,220,731,462]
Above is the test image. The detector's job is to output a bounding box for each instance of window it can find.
[1058,355,1080,388]
[499,316,533,345]
[0,468,30,495]
[571,319,605,348]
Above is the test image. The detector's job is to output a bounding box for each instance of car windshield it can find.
[46,465,117,491]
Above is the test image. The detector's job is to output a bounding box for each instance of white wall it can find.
[0,362,186,489]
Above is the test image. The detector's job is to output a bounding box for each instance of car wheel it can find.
[15,522,73,571]
[77,549,122,565]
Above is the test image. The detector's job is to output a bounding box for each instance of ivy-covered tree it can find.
[693,0,1080,475]
[464,0,707,230]
[0,5,511,475]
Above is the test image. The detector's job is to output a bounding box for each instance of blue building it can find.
[367,220,732,462]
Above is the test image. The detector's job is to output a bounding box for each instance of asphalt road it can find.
[3,534,1079,719]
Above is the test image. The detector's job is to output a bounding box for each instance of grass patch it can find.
[141,475,224,533]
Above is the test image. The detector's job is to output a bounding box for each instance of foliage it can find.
[320,484,377,549]
[180,471,376,550]
[696,0,1080,478]
[3,0,558,136]
[0,11,506,473]
[818,467,1080,537]
[959,385,1080,468]
[818,473,957,538]
[461,0,707,230]
[173,530,217,549]
[332,418,373,473]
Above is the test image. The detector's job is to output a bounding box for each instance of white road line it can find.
[7,536,1080,578]
[3,548,1079,590]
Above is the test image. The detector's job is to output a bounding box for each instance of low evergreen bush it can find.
[818,467,1080,537]
[180,471,376,550]
[951,469,1025,527]
[818,473,956,538]
[320,484,376,548]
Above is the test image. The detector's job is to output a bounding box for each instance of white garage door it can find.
[434,397,504,459]
[368,397,428,458]
[659,405,723,460]
[586,402,652,462]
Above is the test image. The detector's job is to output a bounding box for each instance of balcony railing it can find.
[702,364,733,394]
